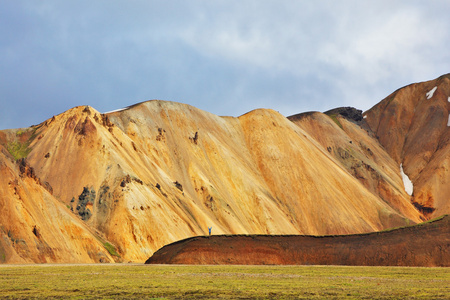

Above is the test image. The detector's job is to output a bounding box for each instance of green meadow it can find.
[0,264,448,299]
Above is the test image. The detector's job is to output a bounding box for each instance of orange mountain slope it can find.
[364,74,450,218]
[0,74,448,263]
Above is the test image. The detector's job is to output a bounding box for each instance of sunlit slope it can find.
[365,74,450,217]
[2,100,411,262]
[238,109,409,234]
[0,146,114,263]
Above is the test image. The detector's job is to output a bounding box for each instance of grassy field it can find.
[0,264,448,299]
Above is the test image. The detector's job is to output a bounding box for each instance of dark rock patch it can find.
[156,128,166,141]
[174,181,183,192]
[76,186,96,221]
[324,107,363,124]
[17,158,37,180]
[412,201,436,218]
[190,131,199,144]
[32,226,41,239]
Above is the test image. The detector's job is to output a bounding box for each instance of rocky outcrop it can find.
[146,215,450,267]
[76,186,96,221]
[324,107,364,124]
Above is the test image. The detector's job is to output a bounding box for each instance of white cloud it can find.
[314,3,449,110]
[176,1,449,112]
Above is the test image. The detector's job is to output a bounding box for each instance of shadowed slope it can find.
[365,74,450,218]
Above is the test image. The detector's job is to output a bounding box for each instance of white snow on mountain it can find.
[104,107,130,114]
[426,86,437,99]
[400,163,413,196]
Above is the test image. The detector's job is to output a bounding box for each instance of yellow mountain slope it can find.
[0,145,114,263]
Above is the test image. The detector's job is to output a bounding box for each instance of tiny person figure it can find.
[208,227,212,236]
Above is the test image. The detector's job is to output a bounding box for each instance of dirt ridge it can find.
[146,215,450,266]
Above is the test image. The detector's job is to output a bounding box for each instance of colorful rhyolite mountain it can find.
[0,74,449,263]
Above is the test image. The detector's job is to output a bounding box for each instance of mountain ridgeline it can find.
[0,74,449,263]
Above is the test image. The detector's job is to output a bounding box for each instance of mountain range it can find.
[0,74,449,263]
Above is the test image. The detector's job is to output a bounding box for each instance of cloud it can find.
[316,1,450,108]
[178,1,450,111]
[1,1,449,129]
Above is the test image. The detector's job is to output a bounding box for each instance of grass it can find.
[376,214,448,234]
[6,141,32,160]
[6,128,39,160]
[103,242,121,258]
[0,264,448,299]
[93,234,121,259]
[326,113,344,129]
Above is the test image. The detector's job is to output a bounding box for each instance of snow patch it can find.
[400,163,413,196]
[448,114,450,127]
[426,86,437,99]
[448,96,450,102]
[103,106,130,114]
[363,115,367,119]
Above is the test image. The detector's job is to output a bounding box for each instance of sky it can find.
[1,1,449,130]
